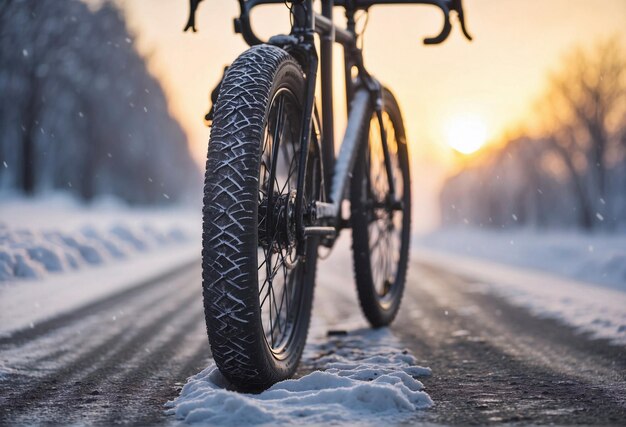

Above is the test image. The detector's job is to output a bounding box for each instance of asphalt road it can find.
[1,251,625,425]
[398,263,626,425]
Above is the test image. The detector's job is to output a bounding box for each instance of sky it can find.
[118,0,626,232]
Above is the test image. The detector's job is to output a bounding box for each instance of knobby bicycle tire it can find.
[202,44,319,391]
[350,87,412,327]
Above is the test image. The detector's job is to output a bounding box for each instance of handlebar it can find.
[421,0,453,45]
[346,0,472,44]
[184,0,472,46]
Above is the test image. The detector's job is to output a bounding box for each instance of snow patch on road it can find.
[166,328,432,425]
[167,234,432,425]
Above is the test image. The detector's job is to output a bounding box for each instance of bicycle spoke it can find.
[255,87,318,355]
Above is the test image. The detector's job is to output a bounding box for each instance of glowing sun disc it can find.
[445,116,487,154]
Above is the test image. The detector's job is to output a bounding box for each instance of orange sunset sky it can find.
[116,0,626,231]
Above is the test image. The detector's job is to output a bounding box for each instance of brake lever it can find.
[423,0,452,45]
[184,0,203,32]
[451,0,473,41]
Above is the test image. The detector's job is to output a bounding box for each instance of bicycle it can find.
[185,0,472,391]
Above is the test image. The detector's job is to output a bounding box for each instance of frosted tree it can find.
[0,0,200,203]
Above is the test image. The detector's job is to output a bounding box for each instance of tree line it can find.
[441,38,626,230]
[0,0,200,203]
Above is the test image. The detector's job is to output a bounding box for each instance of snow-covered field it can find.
[415,227,626,345]
[0,193,200,335]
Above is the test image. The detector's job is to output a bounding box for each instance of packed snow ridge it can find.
[166,328,432,425]
[0,222,189,281]
[0,193,196,282]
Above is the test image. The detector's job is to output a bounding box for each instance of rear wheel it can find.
[350,88,411,327]
[202,45,320,391]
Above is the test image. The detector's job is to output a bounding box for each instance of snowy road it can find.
[1,241,625,425]
[0,261,209,424]
[398,262,626,424]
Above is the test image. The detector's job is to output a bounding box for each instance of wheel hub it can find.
[258,190,297,250]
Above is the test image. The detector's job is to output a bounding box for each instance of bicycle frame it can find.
[232,0,382,251]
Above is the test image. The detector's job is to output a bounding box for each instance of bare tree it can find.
[539,37,626,228]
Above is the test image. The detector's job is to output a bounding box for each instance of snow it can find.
[417,227,626,291]
[0,193,198,281]
[0,193,200,336]
[0,245,199,336]
[166,329,432,426]
[415,227,626,345]
[166,237,433,425]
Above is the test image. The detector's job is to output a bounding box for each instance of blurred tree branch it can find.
[542,37,626,228]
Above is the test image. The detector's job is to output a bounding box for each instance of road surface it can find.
[1,247,625,424]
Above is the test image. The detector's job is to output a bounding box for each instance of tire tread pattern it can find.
[202,45,300,389]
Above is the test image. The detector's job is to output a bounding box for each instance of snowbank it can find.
[166,329,432,425]
[0,193,198,281]
[417,227,626,291]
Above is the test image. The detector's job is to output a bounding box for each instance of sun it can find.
[444,116,487,154]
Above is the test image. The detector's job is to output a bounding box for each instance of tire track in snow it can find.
[1,266,198,378]
[4,234,622,424]
[0,260,196,347]
[5,282,199,412]
[0,263,209,425]
[2,268,196,375]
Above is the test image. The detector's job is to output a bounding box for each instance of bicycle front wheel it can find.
[350,87,411,327]
[202,45,320,391]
